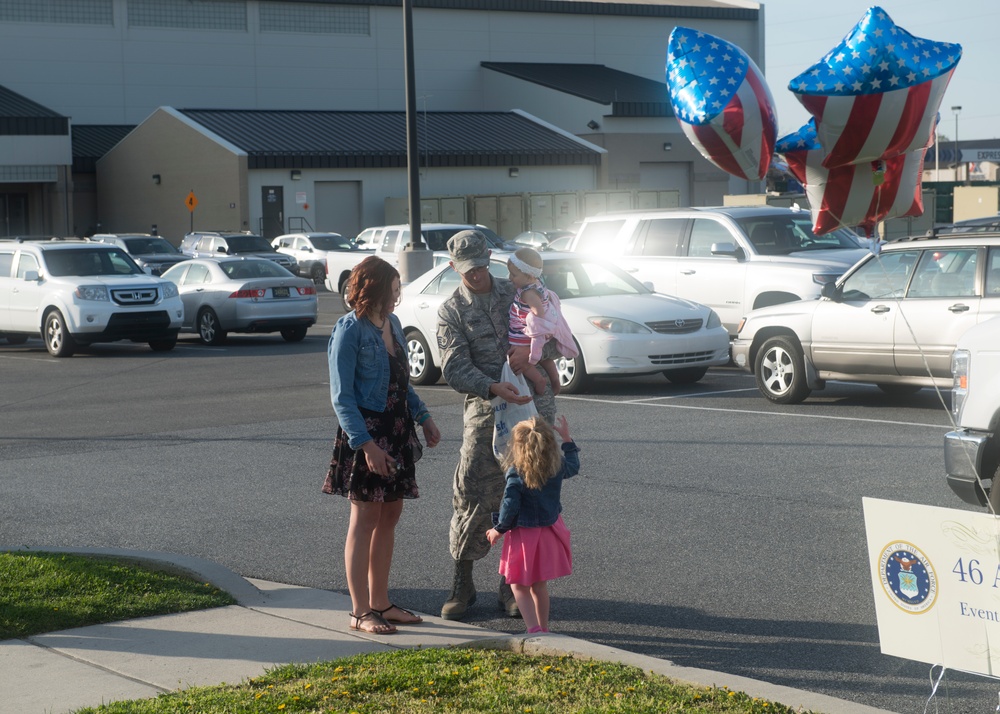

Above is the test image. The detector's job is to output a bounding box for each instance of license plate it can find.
[272,286,289,298]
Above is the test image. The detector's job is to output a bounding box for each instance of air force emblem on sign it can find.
[879,542,937,614]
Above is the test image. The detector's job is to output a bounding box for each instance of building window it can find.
[259,2,368,35]
[0,0,112,25]
[127,0,246,31]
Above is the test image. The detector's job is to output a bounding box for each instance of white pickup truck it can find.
[944,317,1000,510]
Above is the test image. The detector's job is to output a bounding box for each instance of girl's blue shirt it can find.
[493,442,580,533]
[328,310,429,450]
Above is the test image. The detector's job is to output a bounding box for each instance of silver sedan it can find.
[161,258,317,345]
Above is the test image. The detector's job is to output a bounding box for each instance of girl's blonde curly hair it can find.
[503,415,561,489]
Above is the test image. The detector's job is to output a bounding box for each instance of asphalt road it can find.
[0,290,991,713]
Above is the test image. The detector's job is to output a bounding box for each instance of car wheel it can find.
[310,264,326,284]
[5,334,29,345]
[663,366,708,384]
[340,280,352,312]
[197,308,227,345]
[405,330,441,385]
[877,384,922,396]
[281,326,308,342]
[148,337,177,352]
[754,335,810,404]
[556,344,590,394]
[44,310,76,358]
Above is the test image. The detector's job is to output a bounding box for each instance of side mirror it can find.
[821,281,841,300]
[710,242,739,257]
[23,270,39,281]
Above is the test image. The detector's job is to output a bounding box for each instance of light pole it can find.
[952,105,962,182]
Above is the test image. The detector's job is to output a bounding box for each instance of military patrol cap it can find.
[448,230,491,274]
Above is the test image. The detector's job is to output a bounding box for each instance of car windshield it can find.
[310,234,352,250]
[123,237,181,255]
[225,235,274,252]
[220,260,293,279]
[490,257,650,300]
[45,248,142,276]
[736,216,865,255]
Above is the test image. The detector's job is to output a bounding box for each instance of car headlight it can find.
[587,317,651,334]
[161,281,179,299]
[951,348,969,422]
[74,285,109,301]
[706,309,722,329]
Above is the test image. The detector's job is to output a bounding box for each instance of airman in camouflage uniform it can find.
[437,230,555,620]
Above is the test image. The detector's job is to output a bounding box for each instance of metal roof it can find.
[481,63,672,118]
[0,85,68,135]
[177,109,602,169]
[72,125,135,173]
[271,0,758,20]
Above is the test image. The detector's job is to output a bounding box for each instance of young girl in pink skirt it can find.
[486,415,579,634]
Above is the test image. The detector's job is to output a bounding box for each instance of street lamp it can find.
[952,105,962,181]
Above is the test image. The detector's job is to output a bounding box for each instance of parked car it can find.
[271,231,372,289]
[359,223,507,271]
[545,234,575,251]
[928,215,1000,236]
[0,239,183,356]
[182,231,297,273]
[944,316,1000,510]
[91,233,188,276]
[393,252,731,393]
[731,232,1000,404]
[510,229,576,251]
[569,205,869,336]
[160,258,317,345]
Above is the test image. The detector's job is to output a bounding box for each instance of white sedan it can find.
[161,258,317,345]
[394,253,731,393]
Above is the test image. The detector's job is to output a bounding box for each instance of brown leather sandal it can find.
[372,603,423,624]
[349,611,397,634]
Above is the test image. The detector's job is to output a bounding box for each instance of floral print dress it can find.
[323,339,421,502]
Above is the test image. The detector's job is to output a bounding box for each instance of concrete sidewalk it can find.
[0,547,894,714]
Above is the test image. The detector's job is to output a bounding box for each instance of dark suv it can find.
[182,231,297,273]
[91,233,188,276]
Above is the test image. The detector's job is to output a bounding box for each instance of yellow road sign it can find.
[185,191,198,212]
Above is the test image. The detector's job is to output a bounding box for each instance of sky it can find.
[760,0,1000,141]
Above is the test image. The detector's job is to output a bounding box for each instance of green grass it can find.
[3,551,815,714]
[0,551,236,639]
[72,648,810,714]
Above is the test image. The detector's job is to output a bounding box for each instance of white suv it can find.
[271,231,372,287]
[0,239,184,357]
[570,206,868,336]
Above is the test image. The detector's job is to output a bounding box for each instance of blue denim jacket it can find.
[328,311,429,450]
[493,442,580,533]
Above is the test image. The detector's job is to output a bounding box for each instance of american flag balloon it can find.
[666,27,776,181]
[789,6,960,170]
[777,118,926,236]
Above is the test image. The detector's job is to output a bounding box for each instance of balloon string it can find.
[867,251,993,515]
[924,663,946,714]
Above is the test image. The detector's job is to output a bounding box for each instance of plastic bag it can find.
[492,361,538,461]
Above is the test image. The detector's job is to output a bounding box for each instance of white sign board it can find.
[863,497,1000,674]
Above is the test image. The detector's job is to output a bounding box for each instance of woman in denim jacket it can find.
[486,415,579,634]
[324,256,441,635]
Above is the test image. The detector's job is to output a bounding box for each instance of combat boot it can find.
[498,575,521,618]
[440,559,476,620]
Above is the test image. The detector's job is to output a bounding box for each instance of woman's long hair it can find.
[504,416,561,490]
[347,256,399,322]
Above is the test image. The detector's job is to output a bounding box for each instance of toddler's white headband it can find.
[509,254,542,278]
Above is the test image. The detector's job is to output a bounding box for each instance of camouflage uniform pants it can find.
[448,370,555,561]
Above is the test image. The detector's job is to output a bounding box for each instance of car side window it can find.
[686,219,733,257]
[637,218,685,257]
[0,251,14,277]
[908,248,978,298]
[381,230,399,251]
[841,251,919,300]
[16,253,38,278]
[182,263,210,285]
[424,266,462,296]
[985,247,1000,297]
